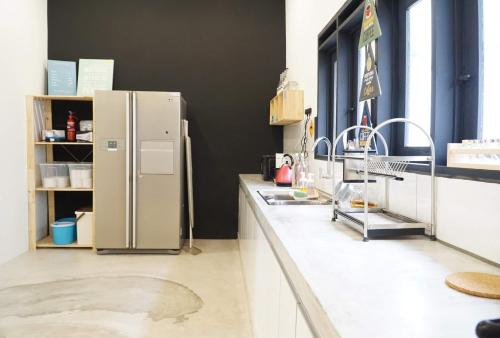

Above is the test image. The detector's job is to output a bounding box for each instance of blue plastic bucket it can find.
[52,217,76,245]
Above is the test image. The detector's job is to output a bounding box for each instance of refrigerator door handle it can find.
[125,92,131,248]
[132,92,138,249]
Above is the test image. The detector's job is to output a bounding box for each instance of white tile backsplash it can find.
[416,174,432,224]
[385,174,500,263]
[387,173,417,220]
[436,178,500,264]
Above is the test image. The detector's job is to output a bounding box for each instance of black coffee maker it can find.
[261,155,276,181]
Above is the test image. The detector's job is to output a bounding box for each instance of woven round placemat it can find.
[445,272,500,299]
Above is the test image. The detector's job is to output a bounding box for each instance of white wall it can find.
[284,0,345,154]
[0,0,47,265]
[284,0,345,194]
[285,0,500,264]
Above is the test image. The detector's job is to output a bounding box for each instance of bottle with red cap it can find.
[66,111,77,142]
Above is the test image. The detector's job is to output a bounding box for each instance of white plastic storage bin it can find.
[68,163,93,189]
[75,209,93,246]
[39,163,70,188]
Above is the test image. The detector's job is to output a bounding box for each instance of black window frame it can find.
[456,0,481,142]
[349,27,361,129]
[315,49,337,158]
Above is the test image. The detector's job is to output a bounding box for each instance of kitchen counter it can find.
[239,174,500,338]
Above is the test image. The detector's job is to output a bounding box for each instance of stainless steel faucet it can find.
[312,136,333,178]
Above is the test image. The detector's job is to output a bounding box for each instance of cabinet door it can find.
[94,90,128,249]
[278,271,297,338]
[296,306,315,338]
[238,188,244,239]
[135,92,182,249]
[254,219,281,338]
[242,199,260,332]
[238,188,248,266]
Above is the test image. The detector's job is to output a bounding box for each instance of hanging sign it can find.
[359,43,381,101]
[309,119,315,138]
[358,0,382,49]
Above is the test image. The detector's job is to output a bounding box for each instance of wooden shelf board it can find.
[35,187,94,192]
[35,141,93,145]
[36,236,93,248]
[32,95,93,101]
[270,119,302,126]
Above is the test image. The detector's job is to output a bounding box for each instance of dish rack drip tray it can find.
[335,209,428,237]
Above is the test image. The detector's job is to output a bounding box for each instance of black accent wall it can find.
[48,0,285,238]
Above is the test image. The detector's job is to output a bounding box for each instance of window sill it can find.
[314,154,500,183]
[405,164,500,184]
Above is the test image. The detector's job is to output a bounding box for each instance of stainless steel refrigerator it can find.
[94,90,186,252]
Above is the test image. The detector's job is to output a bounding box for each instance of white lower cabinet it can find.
[254,218,281,338]
[239,188,315,338]
[278,270,297,338]
[296,306,315,338]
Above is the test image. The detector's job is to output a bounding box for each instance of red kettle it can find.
[275,154,294,187]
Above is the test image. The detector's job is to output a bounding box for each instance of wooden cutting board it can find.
[445,272,500,299]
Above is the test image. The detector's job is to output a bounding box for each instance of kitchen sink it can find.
[257,189,331,206]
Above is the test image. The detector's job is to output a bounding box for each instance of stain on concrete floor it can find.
[0,240,252,338]
[0,276,203,322]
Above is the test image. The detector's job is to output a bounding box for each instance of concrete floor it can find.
[0,240,252,338]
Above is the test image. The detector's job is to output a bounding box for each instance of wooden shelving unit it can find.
[36,236,93,248]
[32,95,93,101]
[35,141,93,146]
[35,187,94,192]
[26,95,95,250]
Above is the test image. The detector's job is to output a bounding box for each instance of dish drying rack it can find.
[332,118,436,241]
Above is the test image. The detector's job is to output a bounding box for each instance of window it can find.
[404,0,432,147]
[317,0,499,174]
[317,2,384,158]
[480,0,500,139]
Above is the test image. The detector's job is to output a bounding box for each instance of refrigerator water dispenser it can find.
[140,140,174,175]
